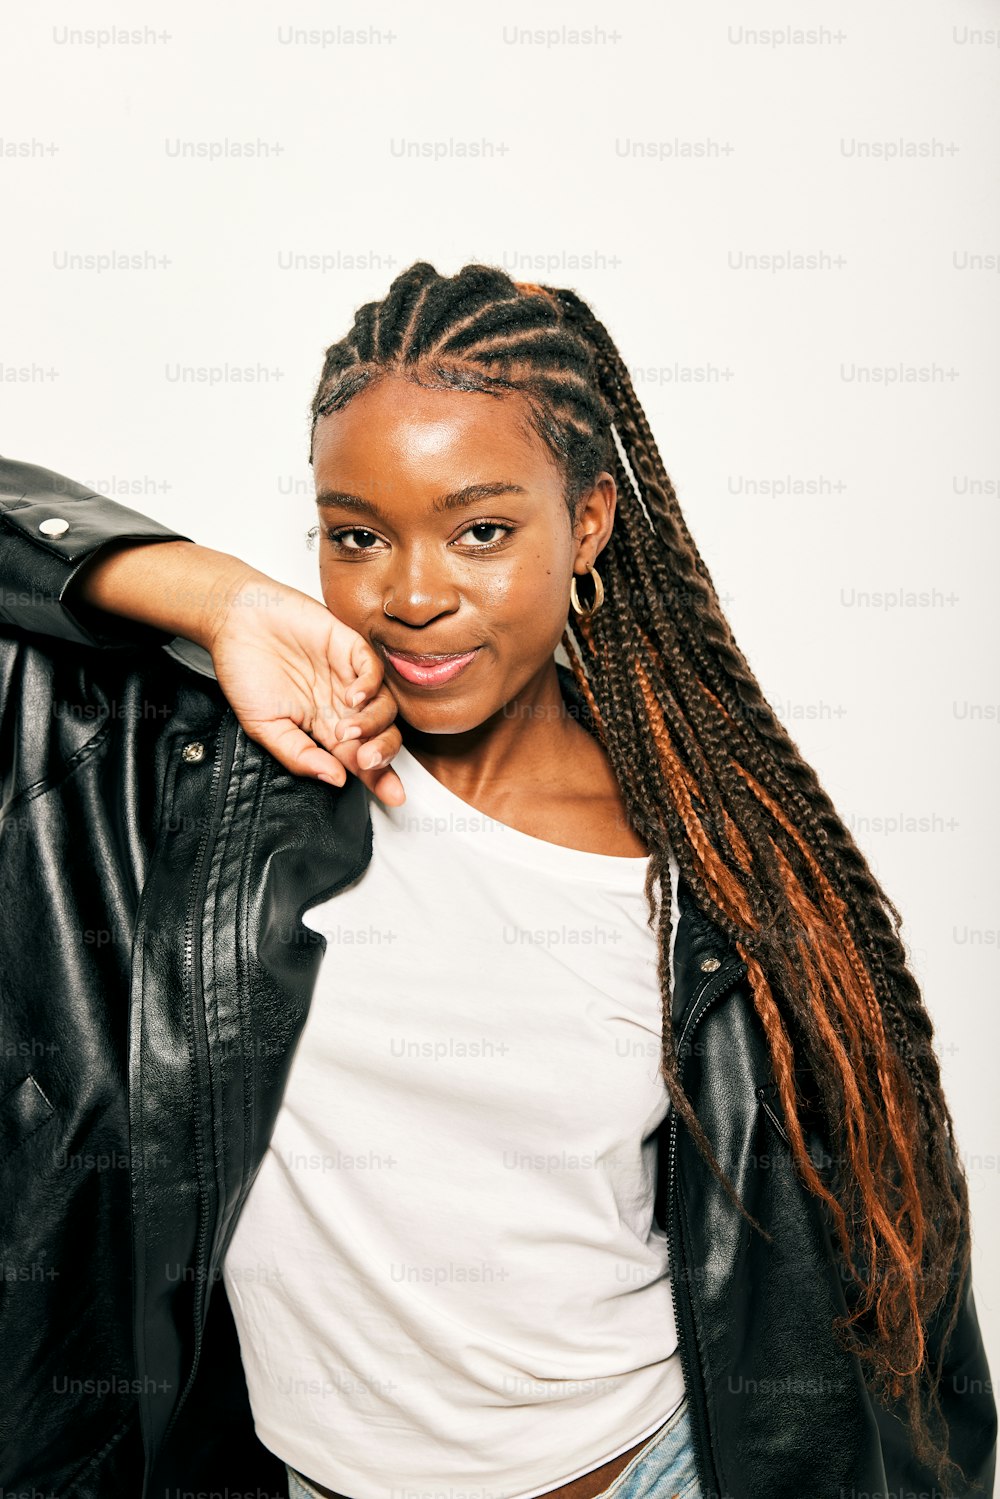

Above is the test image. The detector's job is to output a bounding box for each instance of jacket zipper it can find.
[158,744,375,1458]
[665,954,748,1499]
[156,711,236,1454]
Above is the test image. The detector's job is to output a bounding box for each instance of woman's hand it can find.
[203,567,405,804]
[71,536,405,804]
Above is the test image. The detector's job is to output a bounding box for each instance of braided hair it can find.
[308,261,973,1487]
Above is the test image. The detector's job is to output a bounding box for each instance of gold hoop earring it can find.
[570,562,605,619]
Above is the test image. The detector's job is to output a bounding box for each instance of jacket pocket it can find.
[755,1081,790,1144]
[756,1078,843,1192]
[0,1073,55,1161]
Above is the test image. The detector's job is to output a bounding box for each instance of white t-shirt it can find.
[222,739,686,1499]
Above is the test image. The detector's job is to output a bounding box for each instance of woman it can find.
[0,262,994,1499]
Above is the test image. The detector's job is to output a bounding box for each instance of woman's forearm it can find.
[70,539,270,651]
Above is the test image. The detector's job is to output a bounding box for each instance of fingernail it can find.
[340,724,362,740]
[349,688,366,707]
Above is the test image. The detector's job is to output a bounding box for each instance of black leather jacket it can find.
[0,455,995,1499]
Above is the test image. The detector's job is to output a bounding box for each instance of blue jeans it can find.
[285,1395,703,1499]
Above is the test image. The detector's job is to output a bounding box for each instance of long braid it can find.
[576,297,948,1119]
[308,261,972,1486]
[551,287,971,1375]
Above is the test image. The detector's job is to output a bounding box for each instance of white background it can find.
[3,0,999,1408]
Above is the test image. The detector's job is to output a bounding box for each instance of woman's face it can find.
[310,371,615,736]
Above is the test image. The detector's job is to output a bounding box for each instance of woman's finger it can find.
[247,718,348,785]
[323,624,384,710]
[351,760,407,806]
[333,724,403,776]
[332,681,399,743]
[244,714,406,807]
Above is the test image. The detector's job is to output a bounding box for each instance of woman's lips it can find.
[383,647,480,687]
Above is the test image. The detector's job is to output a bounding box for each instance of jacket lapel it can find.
[136,713,374,1490]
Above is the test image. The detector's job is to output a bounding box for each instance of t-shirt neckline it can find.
[385,740,653,879]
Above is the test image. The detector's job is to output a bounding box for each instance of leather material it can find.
[0,454,995,1499]
[0,456,195,649]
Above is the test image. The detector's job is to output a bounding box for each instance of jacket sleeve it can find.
[0,454,196,650]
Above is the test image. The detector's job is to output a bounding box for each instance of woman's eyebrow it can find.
[314,481,527,523]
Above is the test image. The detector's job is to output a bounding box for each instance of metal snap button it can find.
[699,956,721,973]
[181,741,206,764]
[38,517,70,537]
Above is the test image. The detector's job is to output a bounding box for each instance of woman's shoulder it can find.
[0,626,227,795]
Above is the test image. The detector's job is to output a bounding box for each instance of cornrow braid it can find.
[308,261,972,1489]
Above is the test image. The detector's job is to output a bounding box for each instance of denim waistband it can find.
[285,1396,702,1499]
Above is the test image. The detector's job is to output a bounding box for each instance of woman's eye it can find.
[325,527,382,551]
[459,522,512,549]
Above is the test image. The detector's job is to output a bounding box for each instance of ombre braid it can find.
[308,261,972,1488]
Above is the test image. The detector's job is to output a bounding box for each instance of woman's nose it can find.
[382,561,461,625]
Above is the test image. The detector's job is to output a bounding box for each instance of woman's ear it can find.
[572,471,617,561]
